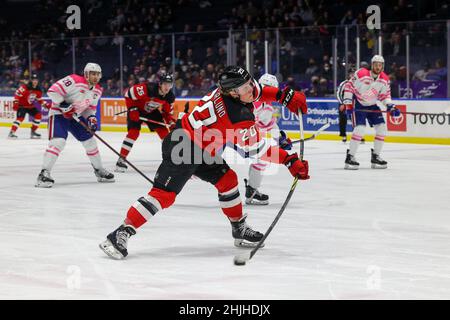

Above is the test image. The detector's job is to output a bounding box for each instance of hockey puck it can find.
[233,256,246,266]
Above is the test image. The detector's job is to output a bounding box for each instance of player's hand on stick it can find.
[128,107,140,122]
[87,115,98,131]
[283,153,309,180]
[60,102,75,119]
[13,100,19,111]
[387,104,401,118]
[279,87,307,115]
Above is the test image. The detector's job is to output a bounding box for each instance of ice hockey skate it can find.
[99,224,136,260]
[35,169,54,188]
[30,129,41,139]
[244,179,269,205]
[230,215,264,248]
[344,149,359,170]
[8,131,18,139]
[115,157,128,173]
[371,148,388,169]
[94,168,115,182]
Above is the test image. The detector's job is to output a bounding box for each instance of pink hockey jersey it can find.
[343,68,393,107]
[47,74,103,117]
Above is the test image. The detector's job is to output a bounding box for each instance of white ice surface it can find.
[0,126,449,299]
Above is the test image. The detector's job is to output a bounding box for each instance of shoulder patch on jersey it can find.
[223,95,255,124]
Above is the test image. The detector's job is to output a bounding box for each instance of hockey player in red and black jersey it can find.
[8,74,49,139]
[100,66,309,260]
[115,74,176,172]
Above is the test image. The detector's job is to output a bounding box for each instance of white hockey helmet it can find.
[84,63,102,79]
[371,55,384,65]
[258,73,279,88]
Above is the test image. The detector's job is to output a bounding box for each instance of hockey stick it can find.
[233,112,304,266]
[356,109,448,116]
[72,114,154,185]
[292,121,331,144]
[139,117,170,128]
[112,109,128,121]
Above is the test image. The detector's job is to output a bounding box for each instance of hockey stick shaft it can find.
[73,115,154,185]
[238,113,303,263]
[139,117,170,128]
[356,109,446,116]
[292,122,330,145]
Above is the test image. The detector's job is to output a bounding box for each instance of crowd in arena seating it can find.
[0,0,448,97]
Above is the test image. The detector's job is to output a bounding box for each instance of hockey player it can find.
[35,63,115,187]
[343,55,401,169]
[244,73,293,205]
[8,74,48,139]
[100,66,309,260]
[115,74,176,172]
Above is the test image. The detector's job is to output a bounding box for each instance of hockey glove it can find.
[387,104,401,118]
[279,87,307,115]
[13,100,19,111]
[87,115,98,131]
[128,107,140,122]
[283,153,309,180]
[60,102,75,119]
[277,130,293,150]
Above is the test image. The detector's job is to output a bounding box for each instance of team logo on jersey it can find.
[387,104,407,131]
[28,93,37,104]
[144,100,161,112]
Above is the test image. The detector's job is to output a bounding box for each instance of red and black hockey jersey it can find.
[14,84,45,109]
[124,82,175,123]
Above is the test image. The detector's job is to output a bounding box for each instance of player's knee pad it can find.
[148,187,176,209]
[48,137,66,154]
[215,169,238,194]
[127,128,140,140]
[374,123,387,137]
[15,117,25,123]
[353,125,366,136]
[81,137,98,151]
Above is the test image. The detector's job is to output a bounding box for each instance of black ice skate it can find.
[30,129,41,139]
[371,148,387,169]
[8,131,18,139]
[244,179,269,205]
[344,149,359,170]
[94,168,115,182]
[99,224,136,260]
[35,169,54,188]
[360,138,365,144]
[115,157,128,173]
[230,215,264,248]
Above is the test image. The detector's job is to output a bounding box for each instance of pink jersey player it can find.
[35,63,115,188]
[342,55,401,170]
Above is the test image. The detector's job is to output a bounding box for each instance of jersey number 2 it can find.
[188,102,217,129]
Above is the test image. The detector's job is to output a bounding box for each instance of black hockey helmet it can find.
[31,74,38,80]
[159,73,173,84]
[218,66,252,92]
